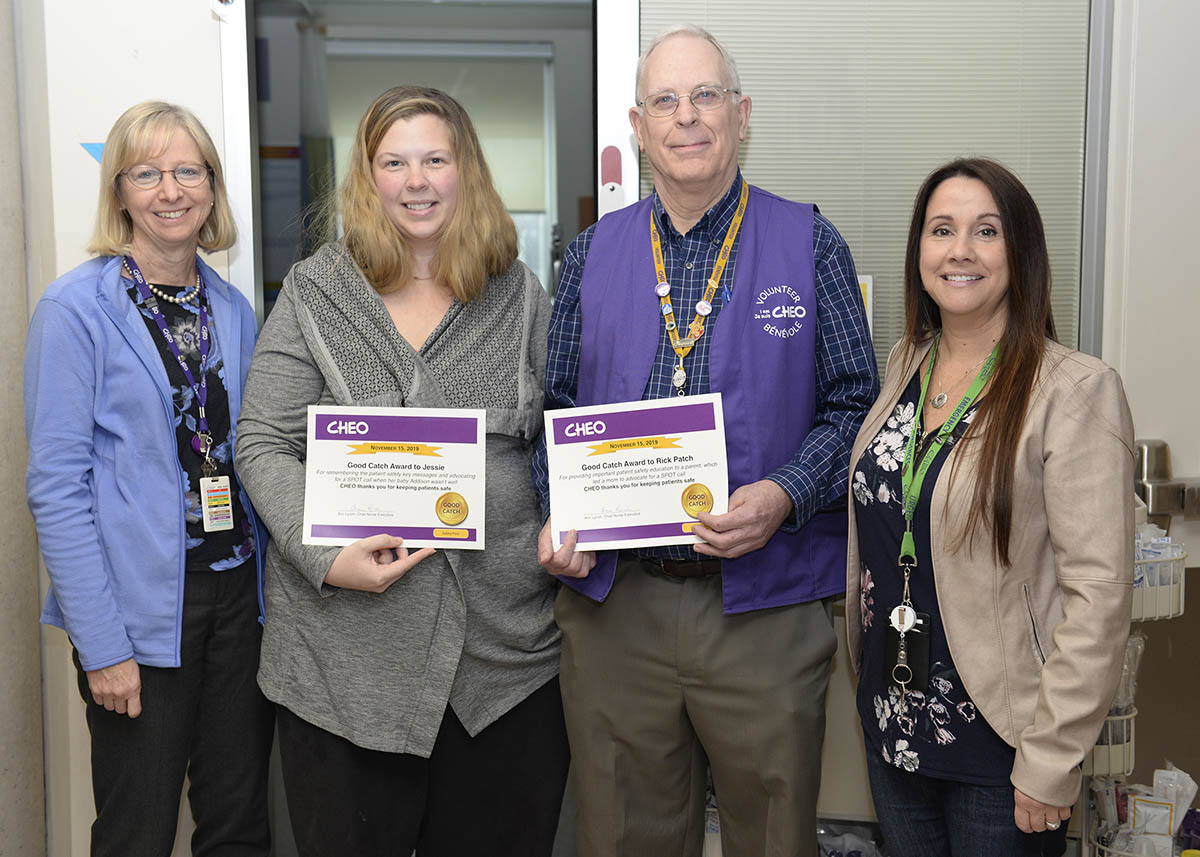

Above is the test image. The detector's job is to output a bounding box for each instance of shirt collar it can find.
[652,170,745,241]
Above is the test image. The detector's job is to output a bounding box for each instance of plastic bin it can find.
[1131,553,1187,621]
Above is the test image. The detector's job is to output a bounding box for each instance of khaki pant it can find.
[556,556,838,857]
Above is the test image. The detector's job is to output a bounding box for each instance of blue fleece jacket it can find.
[24,255,266,671]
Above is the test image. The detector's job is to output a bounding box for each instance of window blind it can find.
[637,1,1089,365]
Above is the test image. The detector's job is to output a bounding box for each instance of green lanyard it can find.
[897,334,1000,568]
[889,334,1000,708]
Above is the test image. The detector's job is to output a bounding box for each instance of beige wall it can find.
[1,0,47,852]
[1102,0,1200,787]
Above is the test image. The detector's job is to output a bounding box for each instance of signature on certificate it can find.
[586,504,639,521]
[339,504,389,518]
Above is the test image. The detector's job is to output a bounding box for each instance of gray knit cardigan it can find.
[236,243,559,756]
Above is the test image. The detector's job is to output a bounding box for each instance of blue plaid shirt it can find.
[532,173,879,560]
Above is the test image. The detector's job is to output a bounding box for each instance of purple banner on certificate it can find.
[310,524,478,542]
[550,401,716,445]
[565,521,695,544]
[313,412,479,443]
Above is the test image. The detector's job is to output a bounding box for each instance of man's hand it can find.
[324,534,435,593]
[87,657,142,718]
[538,519,596,578]
[1014,787,1071,833]
[691,479,792,559]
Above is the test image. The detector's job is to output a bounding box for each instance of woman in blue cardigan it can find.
[23,102,272,856]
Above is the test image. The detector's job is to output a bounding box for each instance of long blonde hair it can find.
[87,101,235,257]
[337,87,517,301]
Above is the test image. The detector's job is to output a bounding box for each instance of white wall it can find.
[1102,0,1200,549]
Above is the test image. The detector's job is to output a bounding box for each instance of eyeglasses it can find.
[121,163,212,189]
[636,86,740,118]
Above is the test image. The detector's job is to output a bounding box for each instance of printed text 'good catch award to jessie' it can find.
[303,405,486,550]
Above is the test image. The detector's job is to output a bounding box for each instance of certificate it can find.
[545,394,728,551]
[302,405,485,550]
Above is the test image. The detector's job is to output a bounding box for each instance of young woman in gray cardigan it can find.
[235,87,566,857]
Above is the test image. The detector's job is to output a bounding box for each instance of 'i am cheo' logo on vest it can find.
[753,284,807,339]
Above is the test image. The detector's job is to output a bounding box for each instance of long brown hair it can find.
[903,158,1057,565]
[335,86,517,300]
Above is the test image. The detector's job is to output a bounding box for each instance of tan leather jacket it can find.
[845,337,1134,807]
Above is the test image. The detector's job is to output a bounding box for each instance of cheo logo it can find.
[753,284,808,339]
[770,304,806,319]
[564,419,607,438]
[327,420,370,435]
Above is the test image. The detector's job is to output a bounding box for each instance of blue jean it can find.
[866,747,1068,857]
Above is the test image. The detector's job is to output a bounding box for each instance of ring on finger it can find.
[1045,820,1061,831]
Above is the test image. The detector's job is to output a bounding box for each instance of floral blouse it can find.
[128,283,254,573]
[852,370,1014,785]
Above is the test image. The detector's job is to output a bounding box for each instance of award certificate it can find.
[545,394,728,551]
[303,405,485,550]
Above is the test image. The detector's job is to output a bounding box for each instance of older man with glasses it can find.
[532,23,878,857]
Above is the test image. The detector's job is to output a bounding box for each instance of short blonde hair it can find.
[87,101,236,257]
[337,86,517,301]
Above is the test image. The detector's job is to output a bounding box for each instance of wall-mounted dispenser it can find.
[1134,439,1200,527]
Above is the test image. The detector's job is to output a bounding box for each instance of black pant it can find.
[75,565,275,857]
[277,675,570,857]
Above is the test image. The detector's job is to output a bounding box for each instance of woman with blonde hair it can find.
[236,86,567,856]
[24,101,272,855]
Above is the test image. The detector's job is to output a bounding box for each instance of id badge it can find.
[199,475,235,532]
[883,611,931,692]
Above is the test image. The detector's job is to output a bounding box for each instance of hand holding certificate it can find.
[303,405,486,549]
[544,394,728,551]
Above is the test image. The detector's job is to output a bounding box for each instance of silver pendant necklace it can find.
[930,344,995,409]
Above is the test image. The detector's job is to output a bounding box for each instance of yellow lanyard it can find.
[650,179,749,394]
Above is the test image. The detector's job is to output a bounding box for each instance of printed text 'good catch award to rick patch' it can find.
[544,394,728,551]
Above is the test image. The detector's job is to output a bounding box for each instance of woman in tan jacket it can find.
[845,158,1134,856]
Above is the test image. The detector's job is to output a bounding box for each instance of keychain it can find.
[890,555,917,710]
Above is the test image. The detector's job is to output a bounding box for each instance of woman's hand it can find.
[1014,787,1071,833]
[86,658,142,718]
[538,520,596,578]
[324,534,435,593]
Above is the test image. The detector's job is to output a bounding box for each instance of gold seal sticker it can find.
[435,492,469,526]
[681,483,714,519]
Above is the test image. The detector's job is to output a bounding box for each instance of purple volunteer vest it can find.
[565,185,848,614]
